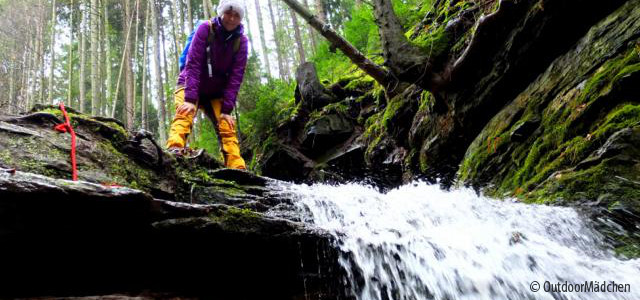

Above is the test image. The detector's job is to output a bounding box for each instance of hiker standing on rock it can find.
[166,0,248,170]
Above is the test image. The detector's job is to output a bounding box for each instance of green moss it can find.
[615,240,640,259]
[0,149,13,165]
[343,74,375,92]
[417,91,434,114]
[95,140,156,190]
[362,111,385,159]
[581,48,639,103]
[209,206,261,231]
[463,42,640,199]
[411,25,450,57]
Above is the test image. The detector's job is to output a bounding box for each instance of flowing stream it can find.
[270,181,640,300]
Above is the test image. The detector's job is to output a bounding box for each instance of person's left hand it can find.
[220,113,235,130]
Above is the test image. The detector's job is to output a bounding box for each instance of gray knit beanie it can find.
[217,0,245,20]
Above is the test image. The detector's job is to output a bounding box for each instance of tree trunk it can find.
[27,35,34,108]
[151,0,167,140]
[242,0,257,58]
[20,46,30,112]
[169,0,181,68]
[302,0,316,54]
[160,18,170,88]
[267,0,286,80]
[177,0,186,38]
[282,0,389,87]
[38,19,46,105]
[371,0,440,88]
[277,1,291,80]
[290,6,306,64]
[202,0,210,19]
[9,58,15,114]
[141,0,151,130]
[104,0,113,113]
[90,0,100,115]
[67,0,74,107]
[110,0,135,119]
[48,0,57,104]
[124,0,135,129]
[186,0,193,30]
[254,0,271,78]
[315,0,326,24]
[133,0,141,126]
[79,1,87,113]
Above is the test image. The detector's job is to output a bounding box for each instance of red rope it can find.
[54,102,78,181]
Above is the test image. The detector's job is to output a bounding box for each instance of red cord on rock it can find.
[54,102,78,181]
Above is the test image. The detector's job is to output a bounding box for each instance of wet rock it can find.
[0,169,349,299]
[510,117,541,142]
[301,113,355,158]
[577,126,640,170]
[260,144,315,183]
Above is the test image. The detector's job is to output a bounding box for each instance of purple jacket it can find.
[178,17,248,114]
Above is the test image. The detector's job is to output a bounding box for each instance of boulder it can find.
[0,108,352,299]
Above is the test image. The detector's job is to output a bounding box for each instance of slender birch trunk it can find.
[48,0,57,104]
[290,6,306,64]
[21,47,30,112]
[302,0,316,54]
[90,0,100,115]
[25,29,33,108]
[38,20,46,105]
[241,0,256,58]
[110,0,135,118]
[132,0,141,126]
[141,0,151,130]
[151,0,167,140]
[67,0,74,107]
[267,0,285,80]
[277,2,291,80]
[79,2,87,112]
[124,0,135,129]
[9,58,15,113]
[186,0,193,30]
[160,19,170,88]
[177,0,186,37]
[202,0,210,19]
[169,0,180,69]
[253,0,271,77]
[104,0,113,113]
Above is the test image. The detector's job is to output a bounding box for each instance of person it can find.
[166,0,248,170]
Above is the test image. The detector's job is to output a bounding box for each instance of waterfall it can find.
[270,181,640,300]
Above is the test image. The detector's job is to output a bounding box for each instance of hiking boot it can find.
[167,147,185,157]
[184,148,204,159]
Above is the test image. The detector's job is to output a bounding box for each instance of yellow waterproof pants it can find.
[166,87,246,169]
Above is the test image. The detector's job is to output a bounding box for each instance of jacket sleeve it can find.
[183,22,210,104]
[221,35,249,114]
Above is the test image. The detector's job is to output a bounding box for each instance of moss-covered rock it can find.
[460,0,640,257]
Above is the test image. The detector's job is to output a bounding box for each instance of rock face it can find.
[253,0,640,255]
[0,107,351,299]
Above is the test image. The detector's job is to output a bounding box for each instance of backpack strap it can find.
[206,20,216,78]
[233,37,241,53]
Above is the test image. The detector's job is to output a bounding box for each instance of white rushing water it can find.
[270,181,640,300]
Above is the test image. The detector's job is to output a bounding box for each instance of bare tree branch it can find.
[281,0,391,89]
